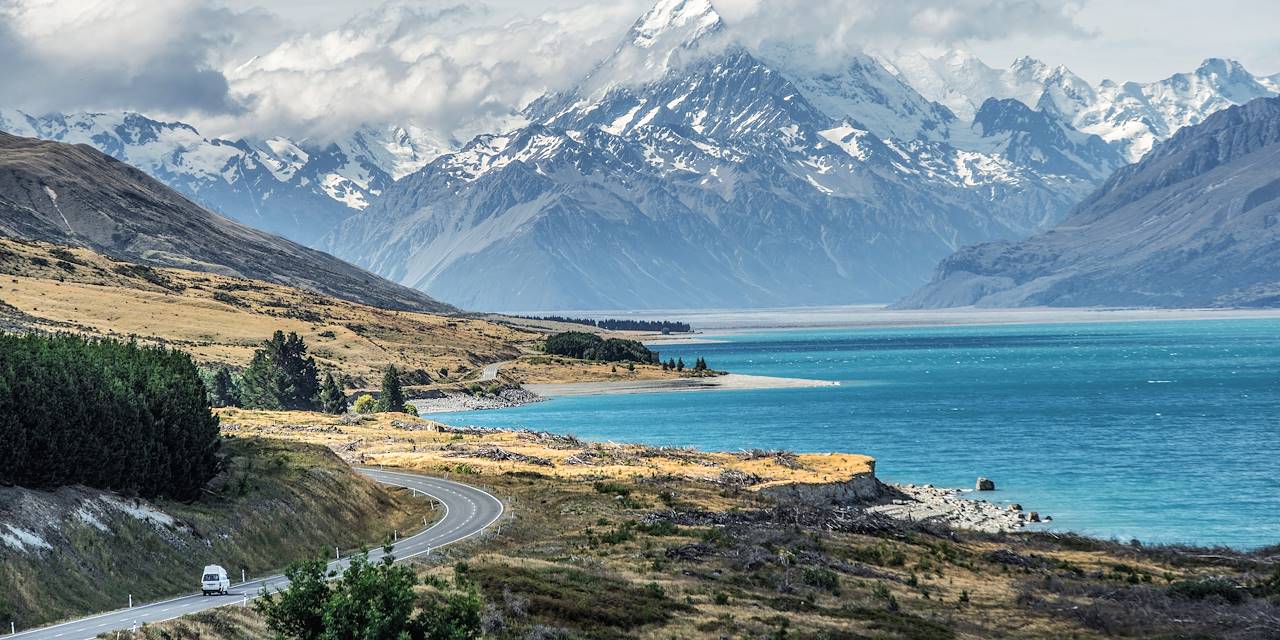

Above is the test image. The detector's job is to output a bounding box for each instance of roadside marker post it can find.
[242,569,246,584]
[128,594,132,608]
[335,546,340,560]
[11,621,15,635]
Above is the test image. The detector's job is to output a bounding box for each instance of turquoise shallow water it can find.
[433,319,1280,549]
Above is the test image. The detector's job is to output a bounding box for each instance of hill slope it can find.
[899,96,1280,309]
[0,238,527,386]
[0,132,453,313]
[0,438,426,628]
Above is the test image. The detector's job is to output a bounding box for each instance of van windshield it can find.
[203,574,219,581]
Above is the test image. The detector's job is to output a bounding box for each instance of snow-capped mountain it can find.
[893,52,1279,162]
[322,0,1123,311]
[900,95,1280,309]
[0,110,448,245]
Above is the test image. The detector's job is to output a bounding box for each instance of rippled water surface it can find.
[432,319,1280,549]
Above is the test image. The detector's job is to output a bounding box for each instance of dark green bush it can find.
[0,333,220,499]
[544,332,657,363]
[1168,578,1246,604]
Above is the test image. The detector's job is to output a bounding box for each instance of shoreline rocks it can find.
[868,484,1041,534]
[409,387,544,414]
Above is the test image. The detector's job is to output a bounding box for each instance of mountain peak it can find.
[627,0,723,49]
[1195,57,1250,79]
[1010,56,1049,76]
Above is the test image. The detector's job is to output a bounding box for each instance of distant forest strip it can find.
[517,315,691,333]
[0,333,221,500]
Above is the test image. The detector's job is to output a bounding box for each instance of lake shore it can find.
[611,305,1280,338]
[524,372,839,397]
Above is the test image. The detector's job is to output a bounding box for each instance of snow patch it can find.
[101,496,177,528]
[1,525,52,552]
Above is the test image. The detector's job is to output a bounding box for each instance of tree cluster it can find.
[222,331,351,415]
[255,549,482,640]
[517,315,691,333]
[0,333,221,500]
[239,331,321,411]
[544,332,658,364]
[661,356,711,373]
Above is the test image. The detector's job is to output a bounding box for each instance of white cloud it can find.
[2,0,1276,143]
[0,0,283,115]
[712,0,1091,71]
[207,2,642,141]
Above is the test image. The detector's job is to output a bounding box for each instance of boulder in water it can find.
[976,477,996,491]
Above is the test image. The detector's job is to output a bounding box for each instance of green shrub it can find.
[803,567,840,592]
[1168,578,1246,604]
[592,481,632,497]
[402,403,419,417]
[353,394,378,414]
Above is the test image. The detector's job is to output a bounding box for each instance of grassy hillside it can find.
[109,413,1280,639]
[0,237,535,386]
[0,437,432,629]
[0,238,702,388]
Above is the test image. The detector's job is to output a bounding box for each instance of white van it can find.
[201,565,230,596]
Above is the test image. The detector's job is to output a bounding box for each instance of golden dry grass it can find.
[215,408,874,493]
[0,238,689,387]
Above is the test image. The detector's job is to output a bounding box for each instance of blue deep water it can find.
[432,319,1280,549]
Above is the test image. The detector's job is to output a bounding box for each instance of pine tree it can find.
[240,331,321,411]
[676,358,685,372]
[319,372,347,415]
[209,366,240,407]
[379,365,406,413]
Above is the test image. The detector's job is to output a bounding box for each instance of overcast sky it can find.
[226,0,1280,83]
[3,0,1277,139]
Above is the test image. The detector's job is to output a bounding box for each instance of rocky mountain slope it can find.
[0,110,447,245]
[898,96,1280,309]
[322,0,1123,311]
[894,52,1279,162]
[0,131,453,312]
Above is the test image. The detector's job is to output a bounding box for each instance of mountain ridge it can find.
[320,0,1122,311]
[0,131,454,313]
[898,95,1280,309]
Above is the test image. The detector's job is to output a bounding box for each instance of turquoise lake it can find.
[432,319,1280,549]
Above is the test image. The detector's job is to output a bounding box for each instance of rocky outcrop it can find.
[757,460,883,506]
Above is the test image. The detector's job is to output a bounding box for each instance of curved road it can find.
[11,469,503,640]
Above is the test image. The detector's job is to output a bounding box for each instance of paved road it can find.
[11,469,503,640]
[479,363,500,381]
